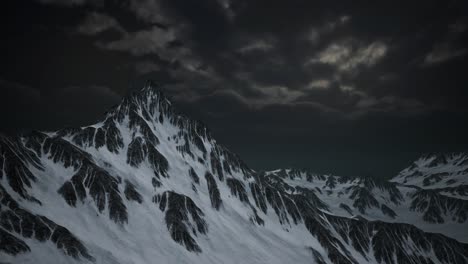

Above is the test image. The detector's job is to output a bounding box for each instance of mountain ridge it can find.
[1,82,467,264]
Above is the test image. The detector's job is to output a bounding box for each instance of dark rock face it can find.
[264,171,412,226]
[249,174,308,225]
[102,119,125,153]
[301,209,356,264]
[50,226,94,260]
[0,136,42,200]
[0,229,30,255]
[191,136,206,156]
[437,185,468,197]
[410,189,468,223]
[126,136,169,178]
[275,169,288,179]
[226,178,249,203]
[324,175,337,189]
[308,247,326,264]
[153,191,207,252]
[250,182,267,213]
[295,187,329,211]
[60,118,124,154]
[210,150,224,181]
[128,110,160,146]
[423,172,449,186]
[22,130,46,156]
[147,146,169,178]
[152,177,161,188]
[326,215,468,264]
[58,160,128,224]
[94,127,106,148]
[249,206,265,226]
[0,186,93,260]
[427,153,449,167]
[265,186,291,224]
[205,172,222,210]
[381,204,397,218]
[359,177,403,204]
[340,203,353,215]
[42,136,91,170]
[124,180,143,203]
[347,186,380,214]
[171,119,211,164]
[287,169,301,179]
[127,137,147,167]
[176,134,194,158]
[71,127,96,148]
[222,148,252,176]
[188,167,200,184]
[396,153,468,188]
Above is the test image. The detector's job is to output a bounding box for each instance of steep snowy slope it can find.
[392,153,468,189]
[267,166,468,242]
[1,82,467,264]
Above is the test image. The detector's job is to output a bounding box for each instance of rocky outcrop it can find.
[124,180,143,203]
[58,159,127,224]
[0,186,93,260]
[205,172,222,210]
[0,136,42,200]
[226,178,249,203]
[0,228,30,256]
[381,204,397,218]
[327,215,468,264]
[410,189,468,223]
[339,203,353,215]
[153,191,207,252]
[347,186,379,214]
[188,167,200,184]
[126,136,168,178]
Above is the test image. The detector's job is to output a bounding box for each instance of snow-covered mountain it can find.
[1,82,467,264]
[392,153,468,189]
[269,166,468,243]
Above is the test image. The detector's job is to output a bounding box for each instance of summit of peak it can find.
[126,80,170,104]
[106,80,174,123]
[141,80,161,92]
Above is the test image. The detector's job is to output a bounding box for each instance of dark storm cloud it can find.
[422,18,468,66]
[77,12,124,35]
[2,0,468,177]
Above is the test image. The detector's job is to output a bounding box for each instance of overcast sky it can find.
[1,0,468,177]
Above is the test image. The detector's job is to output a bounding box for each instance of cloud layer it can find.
[2,0,468,176]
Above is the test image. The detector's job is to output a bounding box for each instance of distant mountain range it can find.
[1,81,467,264]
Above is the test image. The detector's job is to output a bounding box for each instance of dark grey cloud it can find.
[2,0,468,177]
[133,60,161,74]
[422,18,468,66]
[36,0,89,6]
[305,40,388,73]
[77,12,124,35]
[96,25,178,57]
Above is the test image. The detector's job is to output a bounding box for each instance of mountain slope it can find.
[1,82,467,264]
[392,153,468,188]
[268,167,468,243]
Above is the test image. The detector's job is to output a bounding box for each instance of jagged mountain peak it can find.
[111,81,171,117]
[34,81,213,166]
[48,80,210,145]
